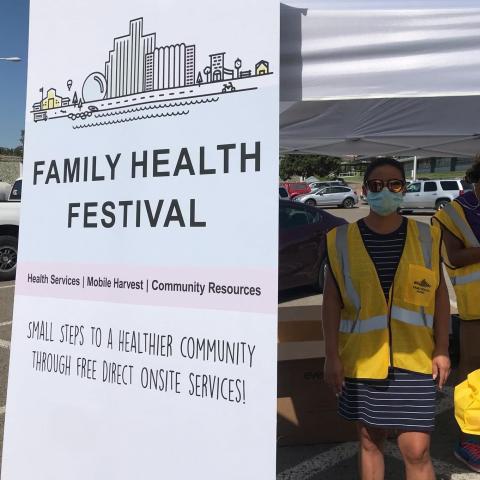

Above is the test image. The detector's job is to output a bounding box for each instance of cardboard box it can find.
[277,305,357,445]
[278,305,324,361]
[277,358,357,445]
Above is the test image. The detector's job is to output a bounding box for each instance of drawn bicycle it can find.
[222,82,236,93]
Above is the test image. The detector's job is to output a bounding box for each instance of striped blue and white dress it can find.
[338,218,436,431]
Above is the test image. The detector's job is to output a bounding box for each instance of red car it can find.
[279,200,347,292]
[281,182,311,199]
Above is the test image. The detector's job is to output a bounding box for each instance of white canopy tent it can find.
[280,1,480,158]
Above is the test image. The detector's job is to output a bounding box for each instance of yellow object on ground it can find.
[455,369,480,435]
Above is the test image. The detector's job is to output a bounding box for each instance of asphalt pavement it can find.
[0,280,15,469]
[0,206,474,478]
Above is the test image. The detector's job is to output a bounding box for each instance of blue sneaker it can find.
[454,441,480,473]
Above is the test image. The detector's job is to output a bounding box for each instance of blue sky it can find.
[0,0,29,148]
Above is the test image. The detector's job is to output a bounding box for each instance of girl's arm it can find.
[442,227,480,268]
[432,268,451,390]
[322,266,344,394]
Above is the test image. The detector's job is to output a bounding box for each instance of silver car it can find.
[401,179,472,211]
[296,186,358,208]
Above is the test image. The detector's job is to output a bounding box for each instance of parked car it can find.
[0,178,21,280]
[295,186,358,209]
[281,182,311,199]
[279,186,289,199]
[308,180,347,190]
[401,179,472,211]
[279,200,346,292]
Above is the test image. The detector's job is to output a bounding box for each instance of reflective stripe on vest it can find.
[417,222,433,269]
[336,225,361,312]
[443,203,480,248]
[339,305,433,333]
[416,222,433,324]
[451,270,480,286]
[339,315,388,334]
[391,305,434,329]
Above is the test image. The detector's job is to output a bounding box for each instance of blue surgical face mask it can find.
[367,189,404,216]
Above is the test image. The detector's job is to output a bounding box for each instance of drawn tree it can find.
[203,66,211,83]
[78,99,83,110]
[196,72,203,86]
[72,92,78,106]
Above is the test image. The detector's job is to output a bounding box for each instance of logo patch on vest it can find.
[405,265,436,307]
[414,279,432,290]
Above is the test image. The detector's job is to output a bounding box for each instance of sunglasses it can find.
[365,179,406,193]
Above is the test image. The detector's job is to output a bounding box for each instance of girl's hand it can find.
[324,354,344,395]
[432,351,451,390]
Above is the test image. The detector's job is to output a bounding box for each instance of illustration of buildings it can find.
[255,60,270,75]
[32,88,70,111]
[105,18,156,98]
[32,17,274,127]
[223,68,234,80]
[145,43,196,91]
[185,45,196,86]
[210,53,225,82]
[145,54,155,91]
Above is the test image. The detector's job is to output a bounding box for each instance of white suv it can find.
[401,179,472,211]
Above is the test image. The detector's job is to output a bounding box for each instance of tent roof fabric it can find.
[280,97,480,157]
[280,2,480,157]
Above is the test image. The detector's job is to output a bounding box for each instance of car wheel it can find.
[306,199,316,207]
[314,258,327,293]
[0,235,17,281]
[342,197,355,209]
[436,199,450,210]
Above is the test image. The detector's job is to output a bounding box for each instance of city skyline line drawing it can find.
[32,17,273,129]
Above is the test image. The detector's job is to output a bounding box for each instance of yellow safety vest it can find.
[327,219,441,379]
[433,200,480,321]
[455,369,480,435]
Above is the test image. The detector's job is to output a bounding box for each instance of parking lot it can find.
[0,205,474,478]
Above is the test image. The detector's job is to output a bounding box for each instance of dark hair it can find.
[465,156,480,184]
[363,157,406,183]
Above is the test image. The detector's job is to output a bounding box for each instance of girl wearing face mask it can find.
[323,158,450,480]
[432,158,480,472]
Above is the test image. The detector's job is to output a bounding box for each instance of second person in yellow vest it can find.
[432,158,480,472]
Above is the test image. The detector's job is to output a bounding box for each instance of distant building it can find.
[210,53,225,82]
[255,60,270,75]
[105,18,156,98]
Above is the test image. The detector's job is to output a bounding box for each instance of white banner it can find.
[281,0,480,100]
[2,1,279,479]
